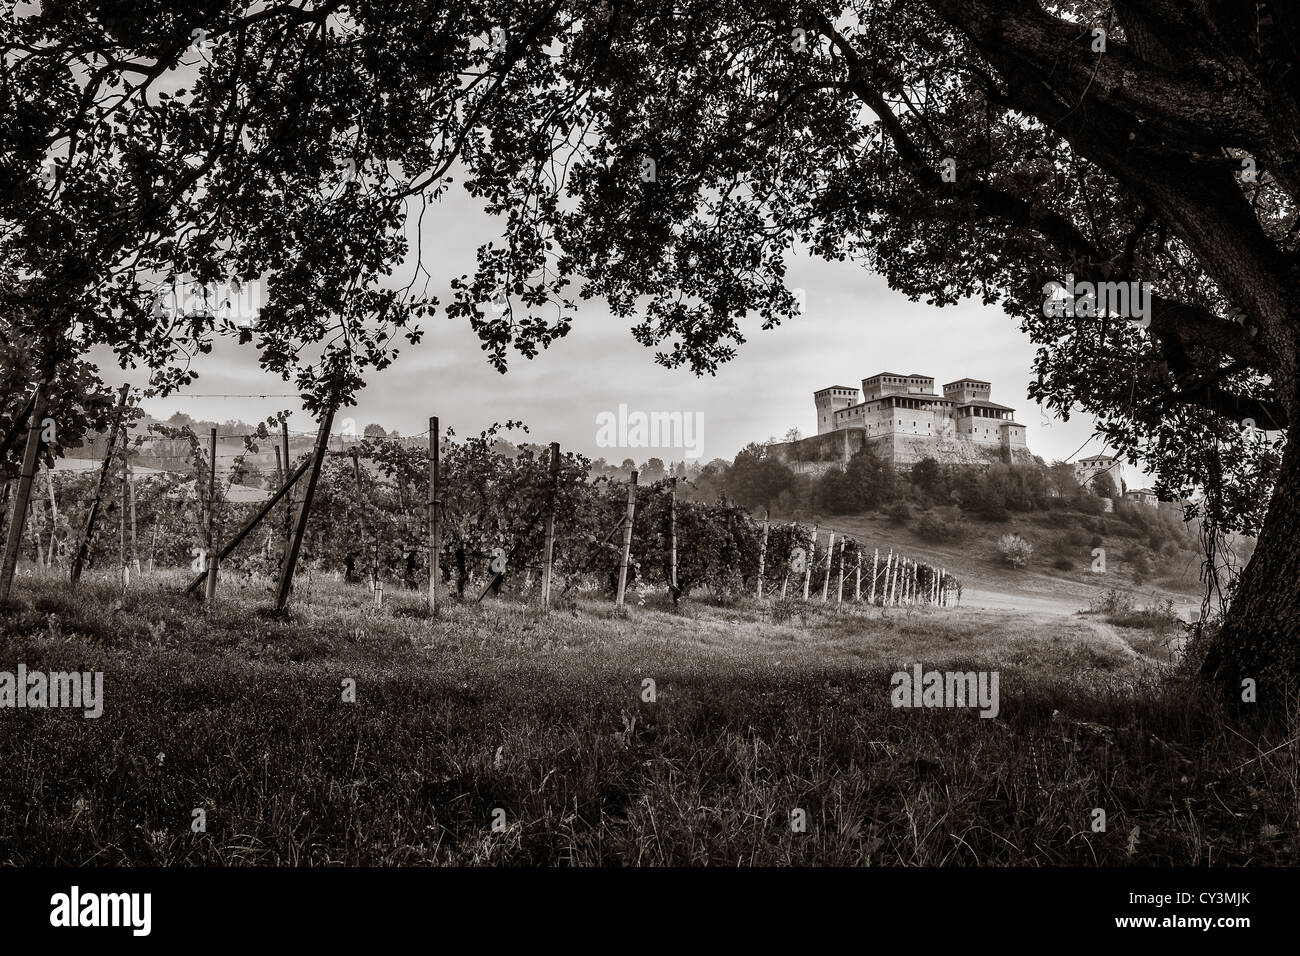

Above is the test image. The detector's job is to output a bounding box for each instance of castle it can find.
[768,371,1032,472]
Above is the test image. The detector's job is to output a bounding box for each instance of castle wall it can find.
[769,429,1034,473]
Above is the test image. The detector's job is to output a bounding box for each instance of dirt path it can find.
[961,584,1200,622]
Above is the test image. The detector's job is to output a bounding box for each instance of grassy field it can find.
[0,568,1294,866]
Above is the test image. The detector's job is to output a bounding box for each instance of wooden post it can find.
[428,416,440,611]
[119,445,128,584]
[184,456,312,593]
[0,380,48,602]
[889,554,899,606]
[855,548,862,602]
[275,401,337,614]
[668,475,678,602]
[127,456,139,575]
[149,516,159,573]
[45,470,58,566]
[615,470,638,606]
[280,421,293,559]
[836,538,846,604]
[821,531,835,601]
[72,385,130,580]
[869,548,878,604]
[350,447,375,590]
[204,428,219,602]
[757,510,769,599]
[803,524,816,600]
[540,441,560,609]
[881,549,892,605]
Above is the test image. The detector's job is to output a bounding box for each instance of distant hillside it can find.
[771,497,1242,620]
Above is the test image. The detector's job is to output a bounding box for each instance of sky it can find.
[108,182,1120,479]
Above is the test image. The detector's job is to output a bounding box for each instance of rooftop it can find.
[944,378,992,387]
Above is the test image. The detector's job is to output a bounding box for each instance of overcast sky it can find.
[111,182,1122,478]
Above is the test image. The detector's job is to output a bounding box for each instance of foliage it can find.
[997,533,1034,569]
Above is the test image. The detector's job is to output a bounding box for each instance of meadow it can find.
[0,568,1294,866]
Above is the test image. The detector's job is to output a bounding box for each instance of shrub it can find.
[917,513,969,543]
[1052,556,1073,571]
[997,533,1034,568]
[1088,534,1103,549]
[1088,588,1134,616]
[887,501,911,525]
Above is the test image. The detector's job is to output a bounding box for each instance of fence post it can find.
[428,416,440,612]
[0,380,48,602]
[821,530,835,601]
[668,475,679,603]
[184,455,312,594]
[205,428,219,602]
[836,537,846,605]
[615,470,638,606]
[45,470,58,566]
[275,400,337,614]
[127,454,139,575]
[757,510,769,599]
[855,548,862,602]
[869,548,878,604]
[803,524,816,600]
[119,444,128,585]
[280,421,293,558]
[540,441,560,609]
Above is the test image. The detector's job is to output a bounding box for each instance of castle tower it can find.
[813,386,860,435]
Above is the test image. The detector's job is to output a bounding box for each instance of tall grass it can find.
[0,569,1294,865]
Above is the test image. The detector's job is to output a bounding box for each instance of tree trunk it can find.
[0,381,47,601]
[1203,429,1300,707]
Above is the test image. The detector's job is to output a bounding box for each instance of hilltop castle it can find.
[769,371,1032,473]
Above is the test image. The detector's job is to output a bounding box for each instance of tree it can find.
[726,443,796,512]
[1,1,589,598]
[1091,470,1119,500]
[363,424,388,439]
[911,457,943,497]
[439,2,1300,702]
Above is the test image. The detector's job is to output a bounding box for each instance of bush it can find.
[1052,556,1073,571]
[997,533,1034,568]
[1088,534,1103,549]
[886,501,911,525]
[1088,588,1134,616]
[916,513,969,543]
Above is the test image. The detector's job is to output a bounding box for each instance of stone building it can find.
[774,371,1032,473]
[1074,454,1123,494]
[1127,487,1160,508]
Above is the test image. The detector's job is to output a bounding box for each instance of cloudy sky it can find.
[113,182,1118,477]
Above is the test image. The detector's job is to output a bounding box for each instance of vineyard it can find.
[0,411,959,614]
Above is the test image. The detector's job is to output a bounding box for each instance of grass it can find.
[0,567,1295,865]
